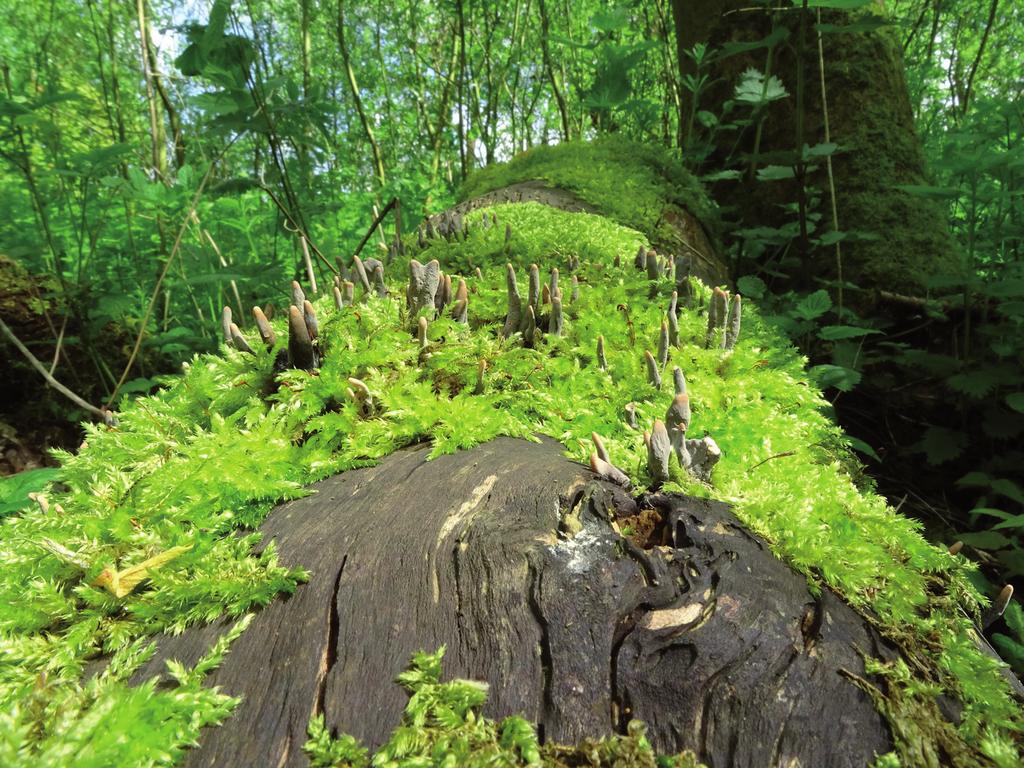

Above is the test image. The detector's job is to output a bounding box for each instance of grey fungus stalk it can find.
[302,300,319,340]
[287,305,315,370]
[550,296,563,336]
[372,265,388,298]
[502,263,522,337]
[589,451,631,489]
[645,248,661,281]
[408,259,441,322]
[291,280,306,310]
[645,420,672,485]
[673,366,687,397]
[725,294,742,350]
[597,335,608,370]
[644,350,662,389]
[333,285,344,310]
[667,292,679,347]
[591,432,610,463]
[705,286,728,349]
[229,323,253,354]
[252,306,276,348]
[352,255,372,297]
[525,264,540,330]
[221,306,233,344]
[657,320,670,367]
[347,377,377,418]
[523,305,537,348]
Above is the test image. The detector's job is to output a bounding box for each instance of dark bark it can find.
[136,436,895,768]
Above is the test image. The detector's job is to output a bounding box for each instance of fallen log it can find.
[137,436,893,768]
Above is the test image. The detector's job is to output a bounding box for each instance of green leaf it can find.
[818,325,881,341]
[970,508,1014,521]
[957,531,1013,550]
[734,68,788,106]
[0,468,62,516]
[756,165,796,181]
[701,170,742,182]
[720,27,790,58]
[991,479,1024,506]
[916,426,964,465]
[737,275,767,299]
[958,471,992,488]
[1006,393,1024,413]
[992,515,1024,532]
[945,370,999,399]
[810,364,861,392]
[804,142,839,158]
[792,290,832,321]
[845,436,880,462]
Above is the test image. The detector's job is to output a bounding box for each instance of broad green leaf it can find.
[0,468,62,516]
[818,325,881,341]
[734,68,788,106]
[736,275,767,299]
[845,436,880,462]
[991,479,1024,506]
[970,508,1014,521]
[916,426,964,465]
[957,531,1012,550]
[992,515,1024,531]
[1006,393,1024,413]
[810,364,861,392]
[756,165,796,181]
[792,289,832,321]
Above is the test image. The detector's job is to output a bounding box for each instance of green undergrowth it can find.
[303,647,705,768]
[458,136,719,247]
[0,200,1020,765]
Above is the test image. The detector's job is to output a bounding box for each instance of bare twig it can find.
[748,451,797,471]
[1,317,107,420]
[352,197,398,259]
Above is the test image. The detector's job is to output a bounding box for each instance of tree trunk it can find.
[135,437,894,768]
[670,0,958,292]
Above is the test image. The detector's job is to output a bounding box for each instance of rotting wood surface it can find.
[136,436,893,768]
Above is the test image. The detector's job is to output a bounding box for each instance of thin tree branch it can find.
[1,318,107,421]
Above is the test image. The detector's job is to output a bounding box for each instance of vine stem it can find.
[817,8,843,318]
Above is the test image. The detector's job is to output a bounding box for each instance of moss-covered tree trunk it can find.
[671,0,957,292]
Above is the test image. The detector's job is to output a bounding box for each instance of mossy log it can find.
[136,437,893,768]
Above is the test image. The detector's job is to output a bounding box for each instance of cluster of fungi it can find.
[213,213,748,494]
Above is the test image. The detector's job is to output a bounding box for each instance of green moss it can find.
[303,647,707,768]
[459,136,720,250]
[0,200,1018,764]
